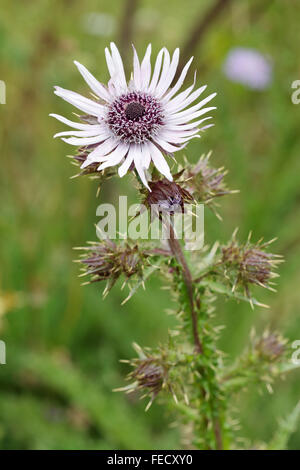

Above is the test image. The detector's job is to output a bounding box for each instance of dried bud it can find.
[221,231,282,302]
[254,331,286,362]
[76,240,147,295]
[144,179,193,216]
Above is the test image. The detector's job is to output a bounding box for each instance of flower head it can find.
[51,43,216,188]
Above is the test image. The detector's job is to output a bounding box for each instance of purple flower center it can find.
[106,92,164,144]
[125,102,145,120]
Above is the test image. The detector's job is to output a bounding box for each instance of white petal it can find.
[162,82,196,111]
[97,143,129,171]
[132,145,150,189]
[73,61,111,102]
[80,138,118,168]
[166,106,216,125]
[118,151,134,177]
[165,85,207,114]
[61,134,110,146]
[155,48,179,98]
[110,42,127,90]
[162,56,193,102]
[148,142,173,181]
[164,116,213,131]
[133,45,142,90]
[140,45,152,91]
[54,86,105,117]
[54,127,103,138]
[169,93,217,120]
[49,113,98,130]
[152,137,183,153]
[153,49,170,97]
[105,47,125,95]
[200,123,215,131]
[148,48,165,93]
[159,128,200,143]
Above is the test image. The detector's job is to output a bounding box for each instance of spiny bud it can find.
[181,152,237,218]
[76,240,147,295]
[254,331,286,362]
[143,179,193,216]
[221,231,282,303]
[115,343,171,410]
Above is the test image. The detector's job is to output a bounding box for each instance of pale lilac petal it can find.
[54,87,105,117]
[148,142,173,181]
[73,61,111,102]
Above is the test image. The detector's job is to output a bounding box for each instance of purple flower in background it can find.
[223,47,272,90]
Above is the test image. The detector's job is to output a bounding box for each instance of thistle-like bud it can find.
[76,240,147,295]
[181,152,237,217]
[143,179,193,216]
[221,231,282,303]
[115,344,171,410]
[254,331,286,362]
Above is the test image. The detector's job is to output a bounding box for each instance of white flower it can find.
[51,43,216,189]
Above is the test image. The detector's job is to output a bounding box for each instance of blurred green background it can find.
[0,0,299,449]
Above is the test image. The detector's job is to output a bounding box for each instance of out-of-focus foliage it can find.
[0,0,299,449]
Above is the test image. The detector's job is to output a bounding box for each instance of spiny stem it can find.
[164,219,223,449]
[166,220,203,354]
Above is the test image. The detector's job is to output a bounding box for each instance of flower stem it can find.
[166,220,203,354]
